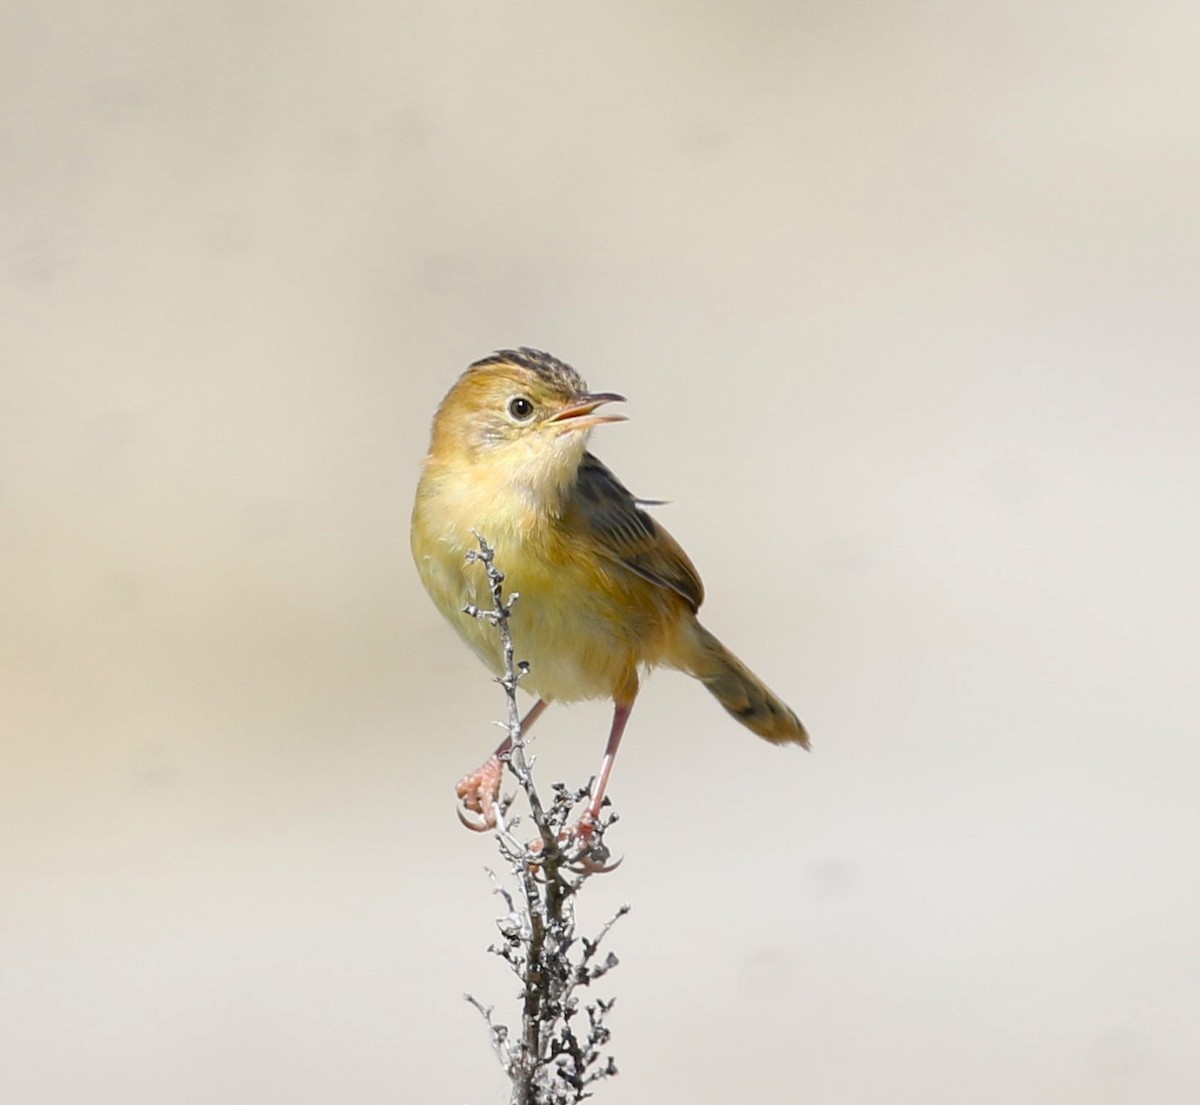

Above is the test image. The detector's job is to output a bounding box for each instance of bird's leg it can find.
[585,700,632,826]
[456,698,548,831]
[565,697,634,872]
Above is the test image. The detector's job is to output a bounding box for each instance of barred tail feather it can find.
[673,621,809,747]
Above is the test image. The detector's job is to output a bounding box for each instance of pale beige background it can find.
[4,2,1199,1103]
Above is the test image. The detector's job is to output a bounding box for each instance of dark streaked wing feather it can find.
[568,452,704,612]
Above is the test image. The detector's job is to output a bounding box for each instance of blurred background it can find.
[4,2,1199,1102]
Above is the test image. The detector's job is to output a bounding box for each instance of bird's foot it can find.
[455,754,504,832]
[525,810,622,875]
[564,812,623,874]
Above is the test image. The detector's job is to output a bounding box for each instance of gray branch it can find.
[462,533,627,1105]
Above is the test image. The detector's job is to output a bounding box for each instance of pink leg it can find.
[456,699,549,831]
[584,699,634,825]
[491,697,549,762]
[556,698,634,873]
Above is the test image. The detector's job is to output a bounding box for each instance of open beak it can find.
[547,391,627,432]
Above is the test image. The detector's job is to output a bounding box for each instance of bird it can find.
[411,348,808,848]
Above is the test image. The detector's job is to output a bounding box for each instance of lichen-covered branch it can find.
[462,534,627,1105]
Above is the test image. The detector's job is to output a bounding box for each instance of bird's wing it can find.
[567,452,705,612]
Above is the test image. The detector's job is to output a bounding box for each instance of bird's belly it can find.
[508,592,634,702]
[415,537,671,704]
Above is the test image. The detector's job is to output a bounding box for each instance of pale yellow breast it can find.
[411,462,682,703]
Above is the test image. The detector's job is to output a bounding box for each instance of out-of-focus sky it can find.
[4,3,1198,1102]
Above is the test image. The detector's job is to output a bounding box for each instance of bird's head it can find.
[427,348,626,499]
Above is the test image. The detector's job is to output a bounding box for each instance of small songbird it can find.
[411,348,808,841]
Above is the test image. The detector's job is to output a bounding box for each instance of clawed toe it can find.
[454,752,621,874]
[564,814,622,874]
[456,805,495,832]
[567,845,623,875]
[524,814,622,875]
[455,754,504,832]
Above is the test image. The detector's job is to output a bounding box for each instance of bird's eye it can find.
[507,396,535,421]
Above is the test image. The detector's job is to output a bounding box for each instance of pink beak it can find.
[547,392,628,432]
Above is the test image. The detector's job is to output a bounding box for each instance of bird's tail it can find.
[671,620,809,747]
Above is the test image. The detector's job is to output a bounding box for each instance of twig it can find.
[462,533,626,1105]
